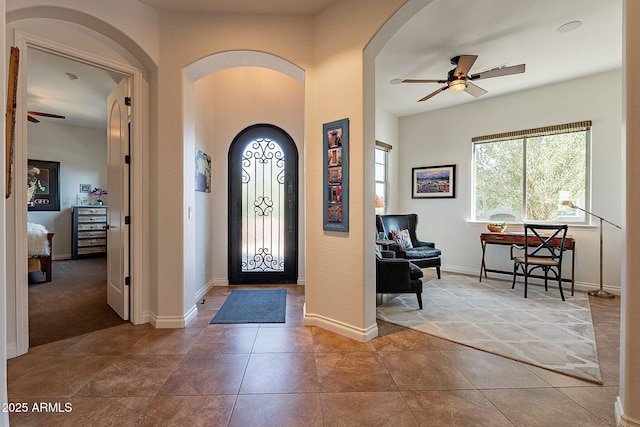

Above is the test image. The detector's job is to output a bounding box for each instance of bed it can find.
[27,223,55,282]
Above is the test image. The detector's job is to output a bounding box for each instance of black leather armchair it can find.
[376,214,442,278]
[376,250,424,309]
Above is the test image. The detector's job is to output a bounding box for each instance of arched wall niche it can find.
[184,49,305,84]
[180,50,306,324]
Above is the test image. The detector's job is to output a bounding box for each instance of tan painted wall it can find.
[193,67,305,295]
[305,0,406,338]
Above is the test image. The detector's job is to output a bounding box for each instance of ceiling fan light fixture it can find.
[449,79,466,92]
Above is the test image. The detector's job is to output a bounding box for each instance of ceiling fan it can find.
[27,110,66,123]
[397,55,525,102]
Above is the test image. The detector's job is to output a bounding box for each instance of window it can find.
[375,141,391,214]
[472,121,590,223]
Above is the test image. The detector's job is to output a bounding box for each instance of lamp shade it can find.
[375,194,385,208]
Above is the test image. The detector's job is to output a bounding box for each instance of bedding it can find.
[27,223,50,256]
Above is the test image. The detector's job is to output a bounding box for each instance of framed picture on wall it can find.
[411,164,456,199]
[323,118,349,232]
[27,159,60,211]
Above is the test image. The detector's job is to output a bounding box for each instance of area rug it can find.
[376,275,602,384]
[211,289,286,324]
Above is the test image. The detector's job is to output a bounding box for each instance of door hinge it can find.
[125,276,131,286]
[125,97,132,106]
[125,216,131,225]
[125,155,131,164]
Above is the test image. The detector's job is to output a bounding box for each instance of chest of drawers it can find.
[72,205,107,259]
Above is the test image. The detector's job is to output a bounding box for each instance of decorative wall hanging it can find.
[412,164,456,199]
[5,47,19,199]
[195,148,212,193]
[323,118,349,231]
[27,159,60,211]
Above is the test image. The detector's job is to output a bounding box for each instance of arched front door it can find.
[228,124,298,284]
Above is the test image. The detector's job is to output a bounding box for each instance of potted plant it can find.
[91,187,107,205]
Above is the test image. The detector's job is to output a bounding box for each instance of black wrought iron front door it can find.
[228,124,298,284]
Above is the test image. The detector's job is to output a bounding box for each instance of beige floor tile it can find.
[482,388,610,426]
[230,393,324,427]
[75,354,183,397]
[402,390,514,427]
[159,353,250,395]
[252,326,314,353]
[373,322,463,352]
[8,355,114,398]
[316,352,398,393]
[39,396,151,426]
[380,351,475,391]
[558,385,619,426]
[240,353,318,393]
[125,327,204,354]
[320,391,418,426]
[136,395,236,427]
[7,398,72,426]
[61,324,153,355]
[442,349,550,389]
[188,327,258,354]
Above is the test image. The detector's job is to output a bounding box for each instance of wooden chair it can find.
[511,224,568,301]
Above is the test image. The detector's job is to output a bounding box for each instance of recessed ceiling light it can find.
[389,78,403,85]
[65,72,79,81]
[557,21,582,33]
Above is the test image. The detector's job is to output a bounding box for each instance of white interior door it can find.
[106,77,130,320]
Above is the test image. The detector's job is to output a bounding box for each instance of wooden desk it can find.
[479,232,575,295]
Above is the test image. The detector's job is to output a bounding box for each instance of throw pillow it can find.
[391,229,413,249]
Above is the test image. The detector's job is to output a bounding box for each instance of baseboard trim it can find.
[303,306,378,342]
[195,279,215,303]
[6,342,18,359]
[441,266,621,296]
[213,278,229,287]
[616,396,640,426]
[150,304,198,328]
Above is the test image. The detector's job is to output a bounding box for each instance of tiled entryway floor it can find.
[8,274,620,426]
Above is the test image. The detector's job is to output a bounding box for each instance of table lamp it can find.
[560,200,621,299]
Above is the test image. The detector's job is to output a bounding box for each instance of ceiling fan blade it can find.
[27,115,40,123]
[453,55,478,78]
[418,85,448,102]
[402,79,448,84]
[464,81,488,98]
[469,64,526,80]
[27,111,66,119]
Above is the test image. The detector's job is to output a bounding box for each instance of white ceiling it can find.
[377,0,622,117]
[27,48,122,129]
[26,0,622,129]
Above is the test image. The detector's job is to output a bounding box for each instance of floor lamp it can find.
[561,200,622,299]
